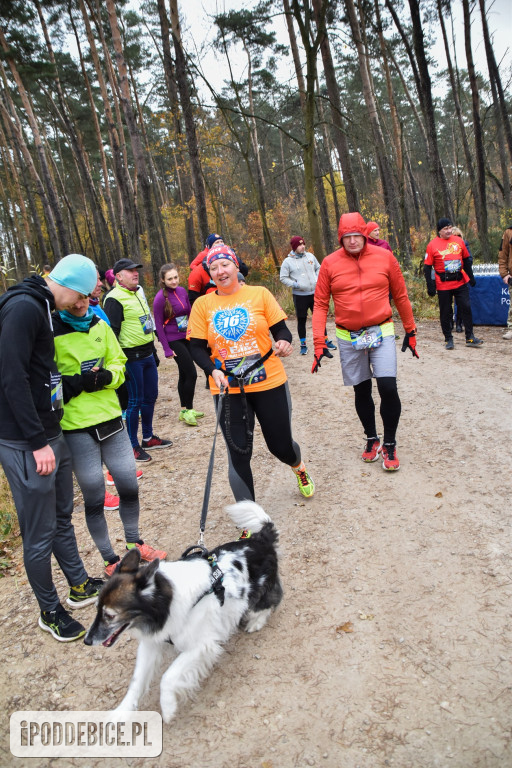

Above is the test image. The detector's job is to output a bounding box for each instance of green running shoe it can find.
[191,409,205,418]
[39,604,86,642]
[179,408,198,426]
[294,467,315,498]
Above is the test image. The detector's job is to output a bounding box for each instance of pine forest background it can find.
[0,0,511,296]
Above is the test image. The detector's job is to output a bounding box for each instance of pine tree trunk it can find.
[156,0,197,258]
[169,0,209,243]
[0,29,67,260]
[462,0,490,259]
[311,0,359,212]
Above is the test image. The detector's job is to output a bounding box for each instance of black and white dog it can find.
[84,501,282,722]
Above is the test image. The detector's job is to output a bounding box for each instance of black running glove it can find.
[401,330,419,359]
[311,347,333,374]
[81,367,113,392]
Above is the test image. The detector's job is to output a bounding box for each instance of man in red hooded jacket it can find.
[312,212,418,471]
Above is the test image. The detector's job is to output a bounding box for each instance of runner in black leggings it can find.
[187,243,315,502]
[213,383,300,501]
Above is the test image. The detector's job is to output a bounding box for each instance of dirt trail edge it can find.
[1,320,511,768]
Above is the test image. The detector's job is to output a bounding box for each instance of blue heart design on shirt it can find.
[212,307,250,342]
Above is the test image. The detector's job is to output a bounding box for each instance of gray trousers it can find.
[64,427,140,563]
[0,434,88,612]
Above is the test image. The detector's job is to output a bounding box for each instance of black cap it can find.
[113,258,143,274]
[437,217,452,233]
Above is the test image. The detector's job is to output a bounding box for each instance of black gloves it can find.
[81,367,113,392]
[401,330,419,359]
[311,346,333,374]
[469,278,476,287]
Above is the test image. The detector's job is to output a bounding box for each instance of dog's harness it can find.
[180,544,225,606]
[165,529,253,645]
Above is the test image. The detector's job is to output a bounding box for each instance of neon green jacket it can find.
[53,313,126,430]
[103,284,155,348]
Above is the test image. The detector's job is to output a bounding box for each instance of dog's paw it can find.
[160,696,177,724]
[110,703,138,721]
[244,608,271,633]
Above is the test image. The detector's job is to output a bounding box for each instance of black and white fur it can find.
[84,501,282,722]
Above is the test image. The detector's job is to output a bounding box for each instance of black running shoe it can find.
[39,604,86,642]
[66,577,104,609]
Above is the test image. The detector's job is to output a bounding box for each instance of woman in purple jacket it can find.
[153,264,204,426]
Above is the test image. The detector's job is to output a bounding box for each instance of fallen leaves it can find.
[336,621,354,634]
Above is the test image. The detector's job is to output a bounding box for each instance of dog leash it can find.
[198,385,225,545]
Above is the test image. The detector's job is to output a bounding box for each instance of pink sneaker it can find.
[362,437,381,462]
[380,443,400,471]
[104,491,119,511]
[131,541,167,562]
[106,469,143,486]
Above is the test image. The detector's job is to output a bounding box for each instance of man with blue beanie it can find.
[0,254,103,642]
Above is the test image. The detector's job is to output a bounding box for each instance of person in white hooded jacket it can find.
[280,236,336,355]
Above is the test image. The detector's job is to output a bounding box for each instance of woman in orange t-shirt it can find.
[187,244,315,502]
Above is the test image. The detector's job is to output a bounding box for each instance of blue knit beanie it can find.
[48,254,98,296]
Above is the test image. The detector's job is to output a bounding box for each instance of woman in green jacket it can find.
[53,295,167,576]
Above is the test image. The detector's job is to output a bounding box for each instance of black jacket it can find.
[0,275,63,449]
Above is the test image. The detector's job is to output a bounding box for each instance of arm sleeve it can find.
[0,300,49,449]
[102,297,124,338]
[269,319,292,343]
[423,263,437,294]
[388,257,415,332]
[152,291,173,357]
[498,230,511,278]
[103,324,127,388]
[189,338,216,376]
[312,262,331,351]
[279,260,295,288]
[463,257,475,283]
[62,374,84,404]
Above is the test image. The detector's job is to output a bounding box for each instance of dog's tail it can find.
[225,500,272,533]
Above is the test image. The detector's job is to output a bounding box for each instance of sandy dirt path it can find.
[1,319,511,768]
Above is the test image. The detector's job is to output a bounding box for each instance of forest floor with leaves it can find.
[1,319,511,768]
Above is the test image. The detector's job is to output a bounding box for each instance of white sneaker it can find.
[503,329,512,340]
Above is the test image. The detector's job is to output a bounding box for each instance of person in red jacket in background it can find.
[423,218,482,350]
[366,221,393,252]
[311,212,418,472]
[188,233,250,305]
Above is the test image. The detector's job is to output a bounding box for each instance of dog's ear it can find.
[118,548,141,573]
[134,558,160,590]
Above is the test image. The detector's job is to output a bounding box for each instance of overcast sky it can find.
[174,0,511,97]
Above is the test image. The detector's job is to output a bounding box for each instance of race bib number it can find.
[81,357,104,373]
[212,307,250,342]
[350,327,383,350]
[50,372,63,412]
[139,314,155,334]
[175,314,188,331]
[444,259,462,273]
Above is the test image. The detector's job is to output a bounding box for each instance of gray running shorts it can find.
[337,334,397,386]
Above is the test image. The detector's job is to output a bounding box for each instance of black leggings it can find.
[168,338,197,409]
[293,294,327,340]
[437,284,474,341]
[214,383,301,502]
[353,377,401,445]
